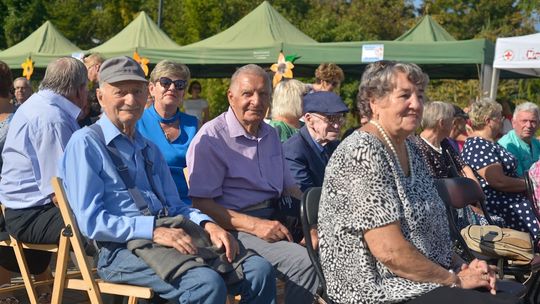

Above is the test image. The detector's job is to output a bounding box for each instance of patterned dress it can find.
[411,136,505,228]
[461,137,540,242]
[319,131,452,304]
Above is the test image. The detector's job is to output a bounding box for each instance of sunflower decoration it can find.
[270,52,296,87]
[21,57,34,80]
[133,51,150,76]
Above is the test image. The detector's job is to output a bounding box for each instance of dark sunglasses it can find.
[159,77,187,91]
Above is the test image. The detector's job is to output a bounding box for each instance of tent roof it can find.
[89,11,181,59]
[145,6,494,80]
[0,21,82,68]
[163,1,316,64]
[285,38,494,79]
[395,15,456,42]
[493,32,540,76]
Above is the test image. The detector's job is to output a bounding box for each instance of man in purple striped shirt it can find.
[187,64,319,303]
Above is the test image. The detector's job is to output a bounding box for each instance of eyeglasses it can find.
[159,77,187,91]
[311,113,345,126]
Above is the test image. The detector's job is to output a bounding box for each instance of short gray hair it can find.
[39,57,87,97]
[514,102,540,119]
[469,99,502,130]
[13,77,31,87]
[358,61,429,118]
[421,101,455,129]
[230,64,271,93]
[271,79,305,119]
[150,60,190,83]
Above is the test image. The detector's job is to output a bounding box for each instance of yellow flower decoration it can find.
[133,51,150,76]
[270,52,294,87]
[21,57,34,80]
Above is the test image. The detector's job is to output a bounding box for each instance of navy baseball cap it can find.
[303,91,349,114]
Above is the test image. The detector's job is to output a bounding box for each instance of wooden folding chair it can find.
[50,177,153,304]
[0,205,60,304]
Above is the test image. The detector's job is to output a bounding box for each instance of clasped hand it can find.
[457,259,497,295]
[152,222,239,263]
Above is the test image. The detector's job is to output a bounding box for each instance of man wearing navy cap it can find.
[283,91,349,192]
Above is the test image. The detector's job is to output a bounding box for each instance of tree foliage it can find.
[0,0,539,118]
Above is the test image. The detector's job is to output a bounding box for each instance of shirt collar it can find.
[309,133,325,152]
[38,89,81,120]
[225,107,269,140]
[96,114,146,149]
[508,130,531,148]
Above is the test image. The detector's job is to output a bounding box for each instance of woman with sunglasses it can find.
[137,60,197,205]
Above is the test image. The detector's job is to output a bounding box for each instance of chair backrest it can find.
[434,177,483,262]
[435,177,486,209]
[300,187,330,302]
[50,177,153,304]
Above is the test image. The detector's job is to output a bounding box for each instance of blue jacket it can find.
[283,126,339,192]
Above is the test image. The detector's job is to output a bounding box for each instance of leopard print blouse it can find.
[319,131,453,304]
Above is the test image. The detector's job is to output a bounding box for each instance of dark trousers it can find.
[405,286,520,304]
[0,203,64,274]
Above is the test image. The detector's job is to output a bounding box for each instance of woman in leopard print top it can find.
[318,61,518,304]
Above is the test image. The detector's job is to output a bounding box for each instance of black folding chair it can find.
[435,177,540,303]
[300,187,332,304]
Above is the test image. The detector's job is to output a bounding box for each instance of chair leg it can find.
[68,228,103,304]
[127,296,138,304]
[51,234,70,304]
[10,236,39,304]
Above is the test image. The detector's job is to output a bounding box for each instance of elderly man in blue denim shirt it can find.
[58,56,275,303]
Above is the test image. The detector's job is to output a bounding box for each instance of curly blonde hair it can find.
[315,63,344,84]
[468,99,502,130]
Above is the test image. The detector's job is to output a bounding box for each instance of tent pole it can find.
[489,68,500,100]
[480,64,493,97]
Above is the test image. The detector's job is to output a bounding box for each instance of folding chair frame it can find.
[50,177,153,304]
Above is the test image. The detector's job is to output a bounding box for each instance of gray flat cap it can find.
[98,56,147,83]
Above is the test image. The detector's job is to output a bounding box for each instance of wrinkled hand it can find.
[252,218,292,242]
[458,259,497,294]
[299,226,319,250]
[204,222,239,263]
[152,226,197,255]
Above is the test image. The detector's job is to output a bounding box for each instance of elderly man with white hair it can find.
[498,101,540,176]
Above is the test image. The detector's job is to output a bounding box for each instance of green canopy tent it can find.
[285,15,495,89]
[89,11,182,62]
[144,1,317,77]
[0,21,82,69]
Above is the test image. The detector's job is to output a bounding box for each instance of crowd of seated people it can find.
[0,54,539,304]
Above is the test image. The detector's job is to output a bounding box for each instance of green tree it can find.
[2,0,47,47]
[43,0,98,49]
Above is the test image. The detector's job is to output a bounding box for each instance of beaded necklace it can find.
[369,120,413,178]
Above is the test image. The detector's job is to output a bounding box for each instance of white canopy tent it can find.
[490,32,540,99]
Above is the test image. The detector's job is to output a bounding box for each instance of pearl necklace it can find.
[369,120,412,177]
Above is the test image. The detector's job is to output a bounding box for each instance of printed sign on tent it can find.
[362,44,384,63]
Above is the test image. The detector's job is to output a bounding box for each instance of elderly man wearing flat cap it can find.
[59,57,276,303]
[283,91,349,193]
